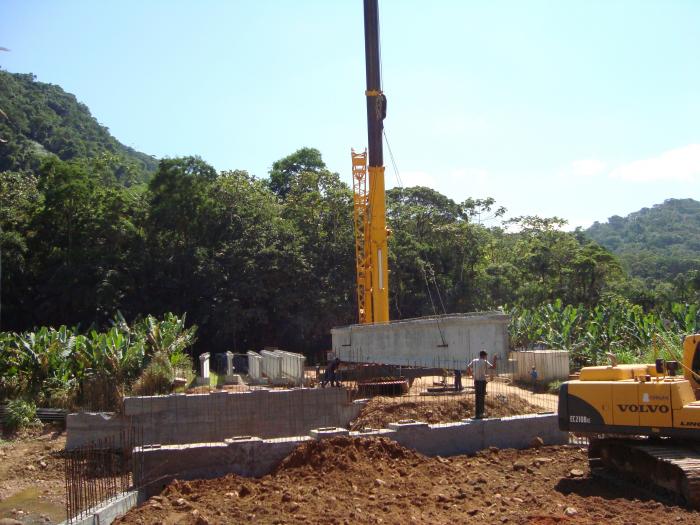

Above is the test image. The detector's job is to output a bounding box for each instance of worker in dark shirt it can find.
[454,368,463,391]
[321,357,341,387]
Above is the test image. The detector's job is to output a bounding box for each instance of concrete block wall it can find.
[332,312,511,368]
[386,413,565,456]
[135,437,310,498]
[66,387,365,450]
[133,413,567,498]
[66,412,130,450]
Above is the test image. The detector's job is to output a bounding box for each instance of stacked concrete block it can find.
[247,351,263,381]
[260,350,283,382]
[512,350,569,383]
[274,350,306,386]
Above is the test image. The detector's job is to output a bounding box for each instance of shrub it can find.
[547,380,563,395]
[131,352,174,396]
[3,399,39,432]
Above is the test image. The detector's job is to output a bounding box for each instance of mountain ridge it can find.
[0,69,157,183]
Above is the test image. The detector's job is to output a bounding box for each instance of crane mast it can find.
[352,0,389,324]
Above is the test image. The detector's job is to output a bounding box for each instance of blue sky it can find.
[2,0,700,228]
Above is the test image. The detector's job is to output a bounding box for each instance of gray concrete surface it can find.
[133,413,566,498]
[59,490,138,525]
[134,437,311,498]
[332,312,510,368]
[66,388,366,449]
[65,412,127,450]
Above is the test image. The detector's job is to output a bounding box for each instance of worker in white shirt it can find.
[467,350,496,419]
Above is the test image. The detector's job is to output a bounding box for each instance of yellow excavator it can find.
[558,333,700,506]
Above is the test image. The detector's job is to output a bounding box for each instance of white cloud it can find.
[610,144,700,182]
[570,159,607,177]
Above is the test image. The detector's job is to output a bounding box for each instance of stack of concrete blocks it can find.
[246,351,264,384]
[274,350,306,386]
[260,350,283,383]
[225,351,244,385]
[512,350,570,383]
[197,352,210,386]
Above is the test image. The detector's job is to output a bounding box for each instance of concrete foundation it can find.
[331,312,510,368]
[134,413,566,498]
[59,490,138,525]
[66,387,364,450]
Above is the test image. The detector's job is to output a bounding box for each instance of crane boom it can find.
[352,0,389,324]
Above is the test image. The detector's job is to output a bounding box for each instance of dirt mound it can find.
[350,393,539,430]
[276,435,424,472]
[116,441,700,525]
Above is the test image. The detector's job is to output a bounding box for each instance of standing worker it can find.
[321,357,341,387]
[453,368,463,391]
[467,350,496,419]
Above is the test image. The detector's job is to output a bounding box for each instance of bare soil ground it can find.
[115,436,699,525]
[0,425,66,524]
[349,393,540,430]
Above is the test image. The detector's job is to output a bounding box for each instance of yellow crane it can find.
[352,0,389,324]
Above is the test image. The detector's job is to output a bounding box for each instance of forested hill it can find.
[586,198,700,287]
[0,70,157,183]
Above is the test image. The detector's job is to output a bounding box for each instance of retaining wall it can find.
[66,387,364,450]
[134,413,566,498]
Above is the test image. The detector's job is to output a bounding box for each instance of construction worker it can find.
[530,366,538,387]
[453,368,463,391]
[467,350,496,419]
[321,357,341,387]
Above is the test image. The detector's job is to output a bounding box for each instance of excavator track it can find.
[589,438,700,508]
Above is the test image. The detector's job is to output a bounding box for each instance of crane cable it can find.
[383,129,404,188]
[377,6,450,338]
[421,261,448,347]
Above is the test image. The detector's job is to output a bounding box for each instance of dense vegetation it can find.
[510,300,699,367]
[2,71,700,393]
[0,70,156,183]
[586,198,700,305]
[0,313,196,411]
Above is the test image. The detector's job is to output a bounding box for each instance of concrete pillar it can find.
[226,351,234,376]
[199,352,210,382]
